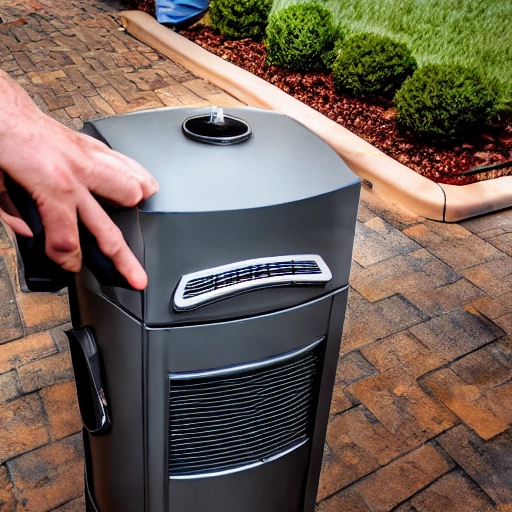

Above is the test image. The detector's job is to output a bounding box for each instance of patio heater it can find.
[9,106,361,512]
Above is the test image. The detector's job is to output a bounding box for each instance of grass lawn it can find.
[272,0,512,106]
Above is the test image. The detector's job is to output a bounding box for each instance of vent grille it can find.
[174,255,332,311]
[183,261,322,299]
[168,340,324,478]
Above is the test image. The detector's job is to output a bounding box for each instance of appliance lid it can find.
[84,106,360,213]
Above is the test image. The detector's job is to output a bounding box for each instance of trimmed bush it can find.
[394,64,500,140]
[321,38,344,69]
[265,2,338,71]
[209,0,273,39]
[332,32,417,96]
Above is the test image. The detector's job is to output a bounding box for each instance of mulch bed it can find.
[119,1,512,185]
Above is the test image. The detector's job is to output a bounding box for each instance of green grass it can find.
[272,0,512,106]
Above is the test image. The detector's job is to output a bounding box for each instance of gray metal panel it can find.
[146,292,333,372]
[86,107,360,213]
[140,186,359,324]
[73,283,145,512]
[145,294,336,511]
[168,442,310,512]
[303,291,349,511]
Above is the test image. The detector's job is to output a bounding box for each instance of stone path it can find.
[0,1,511,511]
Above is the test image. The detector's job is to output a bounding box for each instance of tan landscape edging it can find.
[121,10,512,222]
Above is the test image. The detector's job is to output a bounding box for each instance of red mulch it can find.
[120,0,156,15]
[119,0,512,185]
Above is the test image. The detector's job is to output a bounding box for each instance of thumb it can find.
[0,207,34,238]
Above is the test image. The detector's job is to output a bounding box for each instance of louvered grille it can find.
[168,340,324,477]
[183,260,322,299]
[173,255,332,311]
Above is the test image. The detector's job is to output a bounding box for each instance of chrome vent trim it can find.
[173,254,332,311]
[169,337,323,380]
[170,439,308,480]
[168,338,324,478]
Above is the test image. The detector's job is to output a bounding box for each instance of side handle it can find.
[65,327,112,436]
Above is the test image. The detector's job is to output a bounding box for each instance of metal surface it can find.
[84,107,359,213]
[167,441,311,512]
[73,283,146,512]
[168,336,323,379]
[69,106,360,512]
[141,186,358,324]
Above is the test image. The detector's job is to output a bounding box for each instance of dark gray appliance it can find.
[63,106,361,512]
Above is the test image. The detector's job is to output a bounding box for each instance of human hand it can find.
[0,70,158,290]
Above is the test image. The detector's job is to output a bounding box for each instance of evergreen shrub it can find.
[209,0,273,39]
[265,2,338,71]
[394,64,500,139]
[332,32,417,96]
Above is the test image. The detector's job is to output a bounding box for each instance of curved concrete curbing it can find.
[121,10,512,222]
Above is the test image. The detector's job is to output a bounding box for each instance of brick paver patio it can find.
[0,0,511,511]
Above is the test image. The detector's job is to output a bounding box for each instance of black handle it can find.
[3,174,132,291]
[65,327,112,436]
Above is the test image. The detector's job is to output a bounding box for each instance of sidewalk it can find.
[0,0,511,511]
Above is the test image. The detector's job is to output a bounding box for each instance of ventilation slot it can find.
[173,254,331,311]
[168,339,324,478]
[184,261,322,298]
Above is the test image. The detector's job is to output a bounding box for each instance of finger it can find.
[107,149,159,199]
[82,151,147,207]
[84,151,158,207]
[79,134,158,200]
[78,194,148,290]
[37,197,81,272]
[84,134,159,194]
[0,208,33,238]
[0,188,33,237]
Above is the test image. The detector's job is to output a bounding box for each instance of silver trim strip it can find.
[169,439,309,480]
[173,254,332,311]
[169,337,323,380]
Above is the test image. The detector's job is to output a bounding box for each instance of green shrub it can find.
[209,0,272,39]
[394,64,500,140]
[265,2,338,71]
[332,32,417,96]
[321,38,344,69]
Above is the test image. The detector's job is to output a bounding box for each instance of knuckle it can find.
[56,178,77,197]
[98,228,124,258]
[46,244,81,272]
[142,176,159,197]
[37,167,77,200]
[48,235,80,255]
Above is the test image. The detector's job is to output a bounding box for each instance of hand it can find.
[0,70,158,290]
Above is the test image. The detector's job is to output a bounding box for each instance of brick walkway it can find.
[0,1,511,511]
